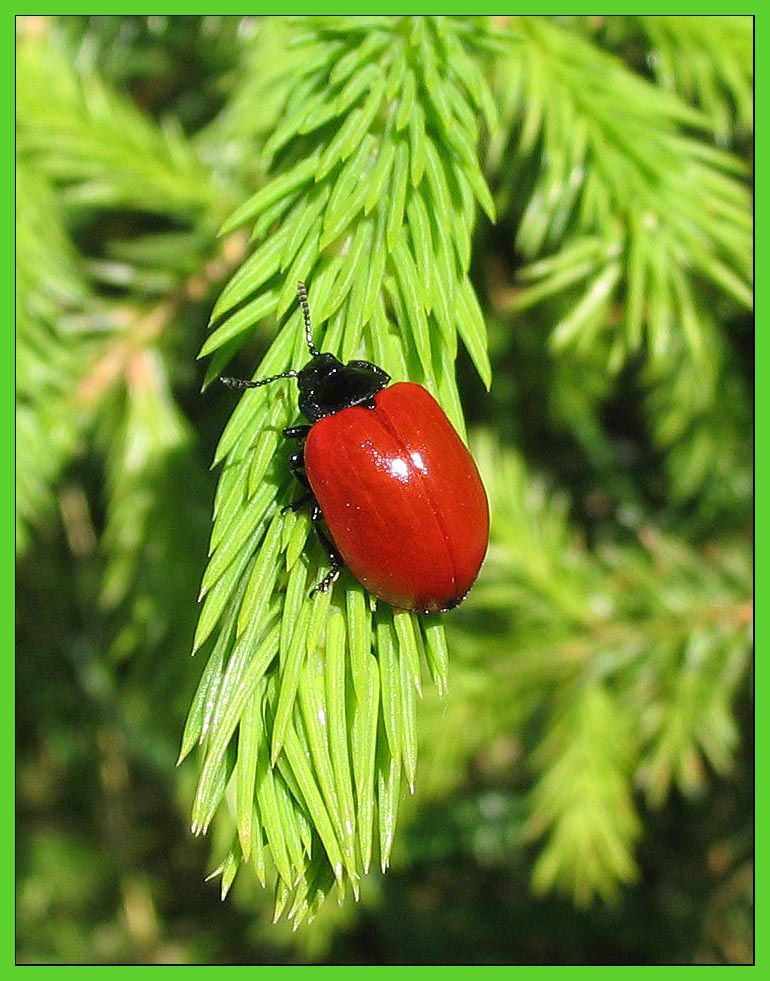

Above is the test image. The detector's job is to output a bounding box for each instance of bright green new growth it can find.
[463,433,751,905]
[492,17,752,368]
[185,17,497,924]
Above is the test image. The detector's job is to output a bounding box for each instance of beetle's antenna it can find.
[220,370,298,389]
[297,281,321,357]
[218,282,319,391]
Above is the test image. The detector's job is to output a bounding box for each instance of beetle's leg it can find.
[284,488,342,593]
[280,424,343,593]
[282,445,313,514]
[282,426,312,507]
[282,493,312,514]
[288,449,310,486]
[309,503,342,595]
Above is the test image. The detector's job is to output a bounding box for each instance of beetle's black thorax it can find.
[297,353,390,422]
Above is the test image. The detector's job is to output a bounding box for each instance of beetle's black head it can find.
[219,282,391,420]
[297,353,390,422]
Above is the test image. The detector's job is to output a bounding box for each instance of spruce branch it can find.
[491,16,752,372]
[16,18,250,555]
[16,27,218,216]
[638,15,753,143]
[99,347,210,661]
[458,435,753,904]
[15,159,104,553]
[188,15,496,922]
[526,682,642,905]
[642,314,752,524]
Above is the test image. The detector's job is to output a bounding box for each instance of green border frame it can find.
[11,7,758,973]
[752,6,762,974]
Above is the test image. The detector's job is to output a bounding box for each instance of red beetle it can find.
[221,282,489,613]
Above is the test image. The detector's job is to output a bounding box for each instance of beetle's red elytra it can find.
[220,282,489,613]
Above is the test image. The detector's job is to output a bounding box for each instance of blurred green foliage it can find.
[16,15,752,964]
